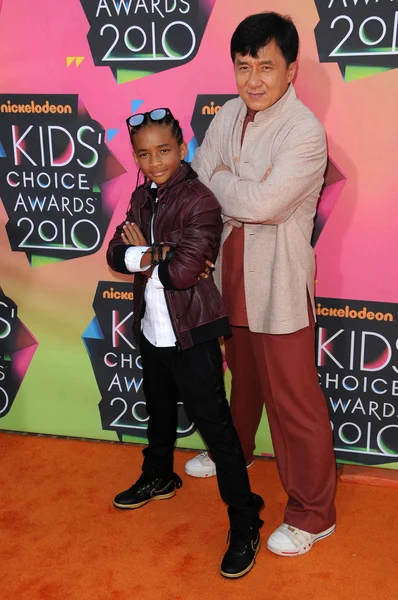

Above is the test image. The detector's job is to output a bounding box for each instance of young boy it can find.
[106,108,263,579]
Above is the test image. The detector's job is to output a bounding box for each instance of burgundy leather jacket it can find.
[106,162,231,350]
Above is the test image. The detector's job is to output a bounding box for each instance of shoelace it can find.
[226,527,258,545]
[226,528,260,559]
[130,472,183,491]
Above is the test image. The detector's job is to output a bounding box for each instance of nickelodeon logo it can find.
[102,287,134,301]
[191,94,237,145]
[316,303,393,322]
[0,99,72,115]
[201,101,222,115]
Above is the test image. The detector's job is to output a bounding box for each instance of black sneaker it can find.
[220,526,261,579]
[113,472,182,509]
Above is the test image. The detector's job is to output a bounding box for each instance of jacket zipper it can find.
[148,190,158,242]
[150,196,159,242]
[152,191,181,352]
[139,193,159,329]
[164,288,181,352]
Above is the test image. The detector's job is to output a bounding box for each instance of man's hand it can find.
[121,222,148,246]
[261,165,273,182]
[211,164,231,178]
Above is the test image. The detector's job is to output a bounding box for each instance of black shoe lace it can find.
[131,472,183,491]
[226,526,259,547]
[226,527,246,545]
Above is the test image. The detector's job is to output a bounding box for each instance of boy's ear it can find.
[179,142,188,161]
[132,152,139,165]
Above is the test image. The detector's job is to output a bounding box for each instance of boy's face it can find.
[133,125,187,186]
[234,39,297,112]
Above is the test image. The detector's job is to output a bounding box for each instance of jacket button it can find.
[182,337,185,342]
[176,315,180,319]
[171,292,175,296]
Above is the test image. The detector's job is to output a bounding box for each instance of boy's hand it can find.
[121,222,148,246]
[199,259,215,280]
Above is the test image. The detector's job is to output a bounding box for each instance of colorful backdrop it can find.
[1,0,398,468]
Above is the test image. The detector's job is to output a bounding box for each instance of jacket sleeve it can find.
[158,192,222,291]
[106,193,136,274]
[208,121,327,225]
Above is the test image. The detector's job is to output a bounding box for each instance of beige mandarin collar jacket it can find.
[191,84,327,335]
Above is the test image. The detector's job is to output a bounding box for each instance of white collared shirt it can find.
[124,183,176,348]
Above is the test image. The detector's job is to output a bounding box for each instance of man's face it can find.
[234,40,297,112]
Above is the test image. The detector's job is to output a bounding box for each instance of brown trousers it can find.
[224,315,337,534]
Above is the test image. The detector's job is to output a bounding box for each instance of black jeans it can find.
[140,333,260,526]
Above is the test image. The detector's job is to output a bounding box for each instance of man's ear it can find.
[179,142,188,161]
[287,61,297,83]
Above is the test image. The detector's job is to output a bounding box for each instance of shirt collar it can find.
[246,107,258,120]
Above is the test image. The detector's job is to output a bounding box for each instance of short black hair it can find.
[230,12,299,65]
[129,112,183,148]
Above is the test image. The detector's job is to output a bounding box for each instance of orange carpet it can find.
[0,432,397,600]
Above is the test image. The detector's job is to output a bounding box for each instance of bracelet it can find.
[150,242,165,266]
[157,242,164,263]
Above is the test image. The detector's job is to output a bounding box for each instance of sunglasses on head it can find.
[126,108,172,129]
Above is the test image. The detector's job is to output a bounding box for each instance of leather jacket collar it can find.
[138,162,197,207]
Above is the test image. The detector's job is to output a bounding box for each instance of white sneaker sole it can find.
[267,524,336,557]
[184,466,216,478]
[185,461,254,479]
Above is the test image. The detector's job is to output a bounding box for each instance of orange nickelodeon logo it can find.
[0,99,72,115]
[316,303,393,322]
[201,101,221,115]
[102,287,134,301]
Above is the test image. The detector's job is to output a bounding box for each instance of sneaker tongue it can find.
[230,530,248,545]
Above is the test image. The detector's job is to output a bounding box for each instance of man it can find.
[187,11,337,557]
